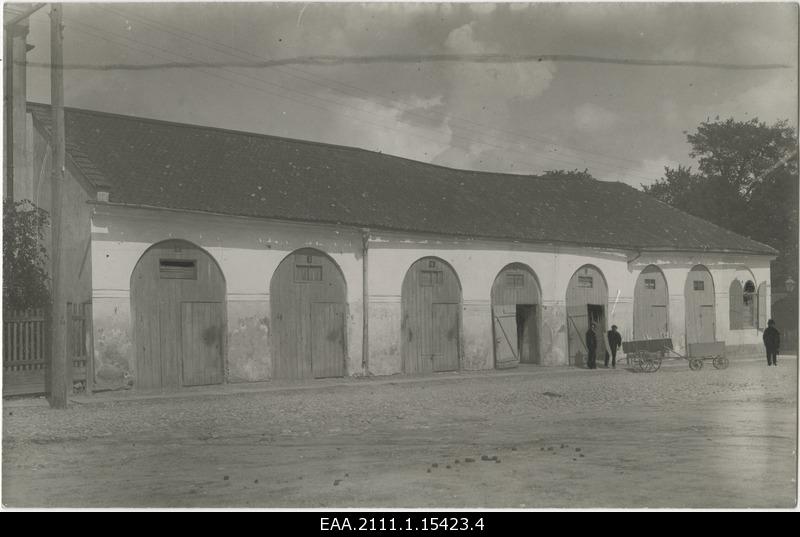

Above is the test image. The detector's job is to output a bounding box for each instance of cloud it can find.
[714,73,798,127]
[433,22,558,168]
[596,155,678,188]
[508,3,532,13]
[324,94,453,165]
[443,22,556,102]
[573,103,619,133]
[468,4,498,16]
[444,22,486,54]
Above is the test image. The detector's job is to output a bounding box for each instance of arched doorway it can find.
[491,263,542,368]
[401,257,462,374]
[730,268,758,329]
[684,265,716,344]
[131,239,226,390]
[270,248,347,379]
[633,265,669,340]
[566,265,608,367]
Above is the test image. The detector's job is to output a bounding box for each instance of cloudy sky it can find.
[17,1,799,187]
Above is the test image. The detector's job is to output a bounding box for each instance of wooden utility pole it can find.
[3,4,41,200]
[361,230,370,375]
[48,3,68,408]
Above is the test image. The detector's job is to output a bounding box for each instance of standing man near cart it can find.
[605,325,623,368]
[763,319,781,366]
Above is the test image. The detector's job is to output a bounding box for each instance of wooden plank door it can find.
[492,304,519,369]
[698,305,716,343]
[432,303,459,372]
[648,305,668,339]
[132,240,226,390]
[401,258,462,375]
[270,249,347,379]
[133,302,162,390]
[567,313,588,367]
[685,265,715,345]
[311,302,346,378]
[181,302,224,386]
[160,299,182,389]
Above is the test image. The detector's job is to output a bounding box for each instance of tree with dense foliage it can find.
[544,169,596,181]
[643,117,798,287]
[3,199,51,311]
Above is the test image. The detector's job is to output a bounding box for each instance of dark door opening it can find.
[516,305,540,364]
[587,304,607,360]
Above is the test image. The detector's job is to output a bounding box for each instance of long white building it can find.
[20,103,776,390]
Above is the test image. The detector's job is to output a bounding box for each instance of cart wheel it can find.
[713,356,729,370]
[643,353,661,373]
[689,358,703,371]
[651,357,663,372]
[633,352,644,371]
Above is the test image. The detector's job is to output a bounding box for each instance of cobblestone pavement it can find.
[2,357,797,508]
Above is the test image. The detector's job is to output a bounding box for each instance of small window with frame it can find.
[295,265,323,282]
[420,270,443,286]
[693,280,705,291]
[577,276,593,288]
[644,278,656,290]
[159,259,197,280]
[505,273,525,288]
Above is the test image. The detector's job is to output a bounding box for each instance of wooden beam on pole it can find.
[4,3,46,27]
[48,3,68,409]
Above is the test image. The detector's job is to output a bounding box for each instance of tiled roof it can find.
[29,103,776,255]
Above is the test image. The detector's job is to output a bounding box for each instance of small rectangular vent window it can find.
[159,259,197,280]
[295,265,323,282]
[577,276,593,288]
[420,270,443,286]
[693,280,705,291]
[506,273,524,288]
[645,279,656,290]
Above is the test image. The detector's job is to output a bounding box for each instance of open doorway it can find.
[516,305,540,364]
[566,265,609,367]
[493,304,540,367]
[491,263,542,369]
[587,304,607,360]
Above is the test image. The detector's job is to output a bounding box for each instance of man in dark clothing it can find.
[586,323,598,369]
[763,319,781,366]
[605,325,622,368]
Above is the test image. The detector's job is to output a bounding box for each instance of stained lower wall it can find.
[226,299,270,383]
[89,205,774,387]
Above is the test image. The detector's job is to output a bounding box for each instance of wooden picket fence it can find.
[3,303,93,397]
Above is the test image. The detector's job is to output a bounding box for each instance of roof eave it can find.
[87,200,778,258]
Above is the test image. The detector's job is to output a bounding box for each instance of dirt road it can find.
[2,358,797,508]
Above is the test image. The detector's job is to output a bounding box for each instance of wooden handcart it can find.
[621,338,671,373]
[664,341,729,371]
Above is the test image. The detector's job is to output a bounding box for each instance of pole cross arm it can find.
[4,3,46,27]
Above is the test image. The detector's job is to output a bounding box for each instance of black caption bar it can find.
[318,513,487,533]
